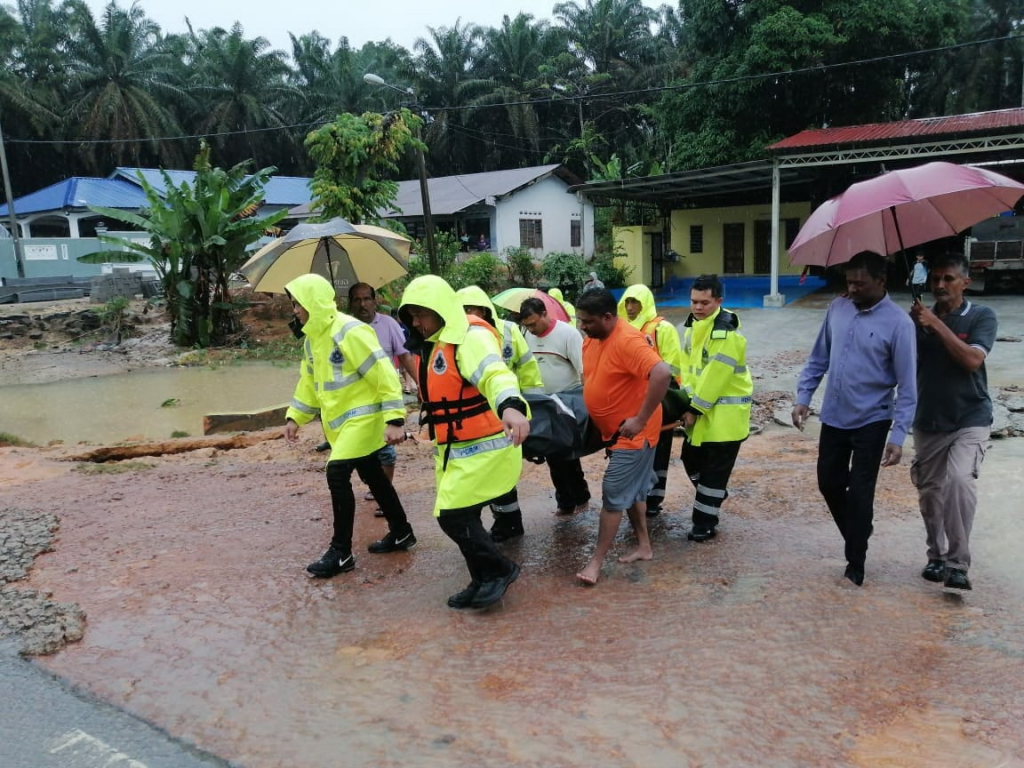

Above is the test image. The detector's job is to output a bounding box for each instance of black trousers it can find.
[326,452,411,555]
[646,427,674,510]
[816,420,891,570]
[680,439,743,527]
[547,456,591,510]
[438,504,518,583]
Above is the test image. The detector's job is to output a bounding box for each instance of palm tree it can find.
[469,14,567,159]
[63,0,186,171]
[185,23,300,169]
[411,20,489,175]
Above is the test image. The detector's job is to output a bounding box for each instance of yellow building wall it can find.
[613,226,658,286]
[613,202,812,282]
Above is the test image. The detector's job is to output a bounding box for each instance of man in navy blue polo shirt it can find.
[792,251,918,587]
[909,253,997,591]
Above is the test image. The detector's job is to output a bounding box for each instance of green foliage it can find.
[170,430,190,438]
[505,246,539,287]
[589,253,632,289]
[93,296,130,337]
[541,252,590,297]
[161,398,181,408]
[80,142,286,348]
[450,252,504,293]
[0,432,35,447]
[305,109,424,223]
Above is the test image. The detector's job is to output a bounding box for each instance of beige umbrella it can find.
[239,218,412,294]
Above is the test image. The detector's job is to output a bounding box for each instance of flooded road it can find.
[9,426,1024,767]
[0,364,296,444]
[4,289,1024,766]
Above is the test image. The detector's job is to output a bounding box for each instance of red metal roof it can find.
[769,108,1024,151]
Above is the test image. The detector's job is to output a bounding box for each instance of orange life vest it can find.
[641,316,665,347]
[420,315,504,445]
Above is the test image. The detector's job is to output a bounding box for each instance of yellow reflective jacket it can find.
[284,274,405,461]
[681,305,753,446]
[402,276,526,515]
[548,287,577,326]
[456,285,544,393]
[618,283,682,382]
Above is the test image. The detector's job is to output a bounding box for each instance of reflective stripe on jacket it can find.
[284,274,405,461]
[402,276,527,515]
[681,306,753,446]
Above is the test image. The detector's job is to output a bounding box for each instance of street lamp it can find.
[363,72,438,275]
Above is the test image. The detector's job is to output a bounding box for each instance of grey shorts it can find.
[602,442,657,512]
[376,444,398,466]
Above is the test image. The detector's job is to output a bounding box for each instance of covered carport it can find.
[570,107,1024,306]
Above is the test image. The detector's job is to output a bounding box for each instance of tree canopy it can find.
[0,0,1022,196]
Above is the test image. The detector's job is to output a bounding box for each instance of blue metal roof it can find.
[110,168,313,207]
[0,177,149,216]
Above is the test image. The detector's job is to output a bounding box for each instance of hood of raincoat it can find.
[399,275,470,350]
[548,287,565,303]
[455,285,498,326]
[285,273,339,338]
[617,283,658,329]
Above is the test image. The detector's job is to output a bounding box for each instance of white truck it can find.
[964,214,1024,293]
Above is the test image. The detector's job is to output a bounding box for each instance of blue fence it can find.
[653,274,826,308]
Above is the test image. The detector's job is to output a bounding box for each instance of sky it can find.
[82,0,664,55]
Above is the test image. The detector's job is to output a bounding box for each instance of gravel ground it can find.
[0,509,85,655]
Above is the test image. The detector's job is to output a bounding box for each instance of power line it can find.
[440,34,1023,113]
[5,33,1019,147]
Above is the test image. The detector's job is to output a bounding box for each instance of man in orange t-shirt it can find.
[576,289,672,585]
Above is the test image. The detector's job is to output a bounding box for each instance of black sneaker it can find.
[646,505,663,518]
[687,524,717,542]
[921,559,946,583]
[367,530,417,554]
[470,563,521,609]
[447,581,481,609]
[314,440,331,453]
[490,518,525,543]
[306,546,354,578]
[944,568,972,590]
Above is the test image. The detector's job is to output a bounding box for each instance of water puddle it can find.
[0,364,296,444]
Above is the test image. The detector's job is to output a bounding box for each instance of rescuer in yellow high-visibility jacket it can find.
[283,274,416,579]
[456,285,543,543]
[679,274,753,543]
[618,283,683,515]
[400,275,531,610]
[547,287,577,327]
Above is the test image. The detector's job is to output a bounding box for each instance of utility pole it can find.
[0,115,25,278]
[364,73,438,275]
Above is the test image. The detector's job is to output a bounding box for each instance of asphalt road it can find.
[0,641,230,768]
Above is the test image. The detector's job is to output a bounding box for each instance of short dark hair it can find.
[519,297,547,317]
[348,282,375,300]
[845,251,888,280]
[930,252,970,277]
[692,274,723,298]
[576,288,617,316]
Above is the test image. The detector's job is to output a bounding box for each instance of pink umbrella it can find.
[789,162,1024,266]
[491,287,569,322]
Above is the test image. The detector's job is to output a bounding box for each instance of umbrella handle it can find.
[889,205,912,277]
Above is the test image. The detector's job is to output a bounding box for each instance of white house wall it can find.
[493,176,594,258]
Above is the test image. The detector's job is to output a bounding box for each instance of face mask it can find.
[288,315,304,339]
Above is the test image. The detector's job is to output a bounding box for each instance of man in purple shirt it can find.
[348,283,419,502]
[792,251,917,587]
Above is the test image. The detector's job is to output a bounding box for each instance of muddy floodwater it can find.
[4,292,1024,766]
[6,426,1023,767]
[0,364,296,444]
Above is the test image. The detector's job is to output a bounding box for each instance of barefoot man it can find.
[575,288,672,585]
